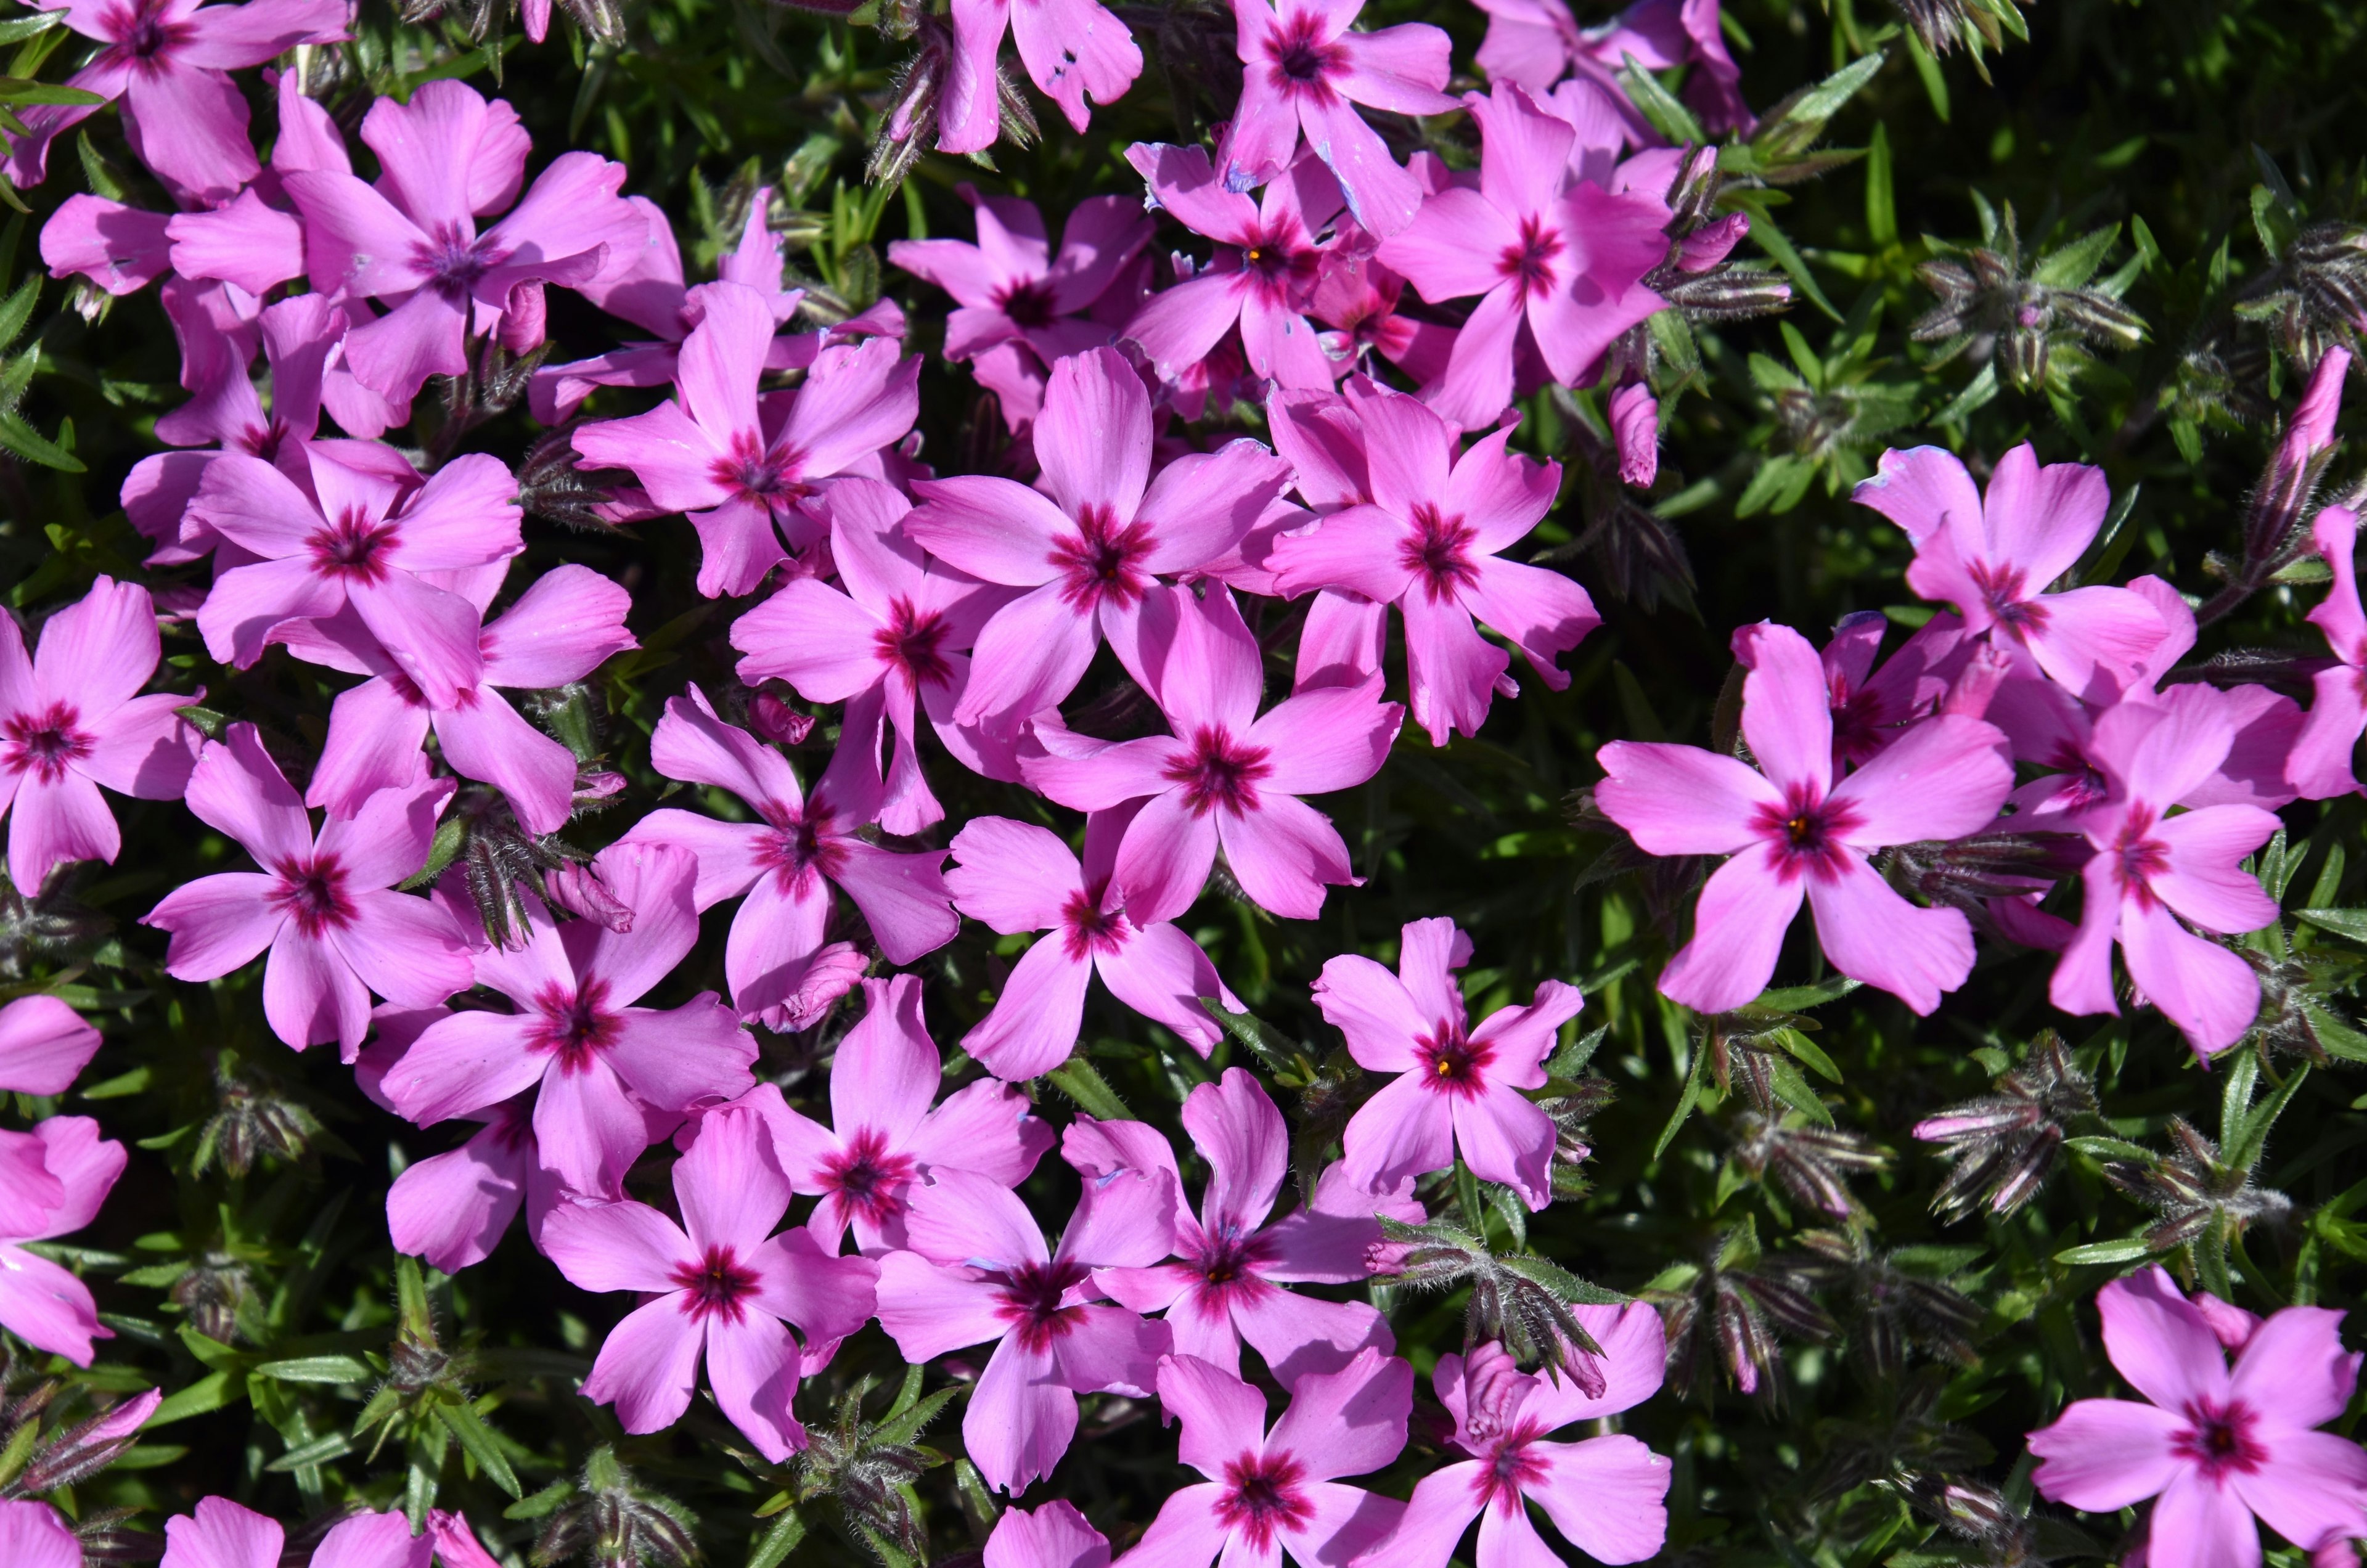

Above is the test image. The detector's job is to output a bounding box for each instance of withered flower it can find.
[1914,1031,2097,1222]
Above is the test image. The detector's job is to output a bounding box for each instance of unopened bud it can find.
[545,862,632,932]
[1679,212,1749,272]
[499,280,547,356]
[750,691,814,746]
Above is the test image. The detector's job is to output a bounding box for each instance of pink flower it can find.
[160,1498,281,1568]
[1,575,200,892]
[1593,621,2014,1015]
[2047,701,2279,1056]
[1116,1347,1412,1568]
[1121,147,1346,393]
[1474,0,1750,133]
[1219,0,1455,238]
[145,725,471,1054]
[1852,444,2170,695]
[1377,84,1670,431]
[987,1502,1109,1568]
[1022,584,1402,921]
[0,1500,80,1568]
[188,444,524,707]
[621,687,958,1029]
[160,1495,452,1568]
[303,562,637,834]
[284,80,647,401]
[938,0,1141,154]
[1352,1315,1672,1568]
[2292,504,2367,799]
[1267,376,1600,744]
[875,1163,1180,1493]
[573,281,920,597]
[541,1102,878,1460]
[904,346,1293,725]
[732,479,1009,836]
[310,1511,440,1568]
[0,1116,126,1365]
[746,974,1052,1252]
[944,808,1243,1080]
[376,839,755,1192]
[1812,609,1975,770]
[2028,1267,2367,1568]
[0,995,103,1095]
[888,187,1155,428]
[40,195,173,296]
[1314,917,1580,1208]
[1094,1068,1408,1380]
[3,0,348,202]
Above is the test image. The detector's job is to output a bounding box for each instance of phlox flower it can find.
[943,807,1241,1080]
[745,974,1052,1252]
[542,1103,879,1461]
[1121,147,1346,393]
[1303,251,1458,390]
[0,995,102,1095]
[2048,701,2279,1056]
[1377,84,1669,431]
[1116,1348,1412,1568]
[1094,1068,1410,1381]
[377,840,755,1193]
[1594,621,2014,1015]
[1261,385,1391,691]
[188,444,525,707]
[904,345,1293,725]
[1353,1314,1672,1568]
[0,1115,125,1365]
[1473,0,1749,133]
[39,191,175,298]
[1,575,201,892]
[159,1495,491,1568]
[3,0,348,202]
[572,280,920,597]
[1812,608,1975,769]
[875,1164,1180,1493]
[888,187,1154,431]
[1219,0,1455,237]
[285,79,648,401]
[0,1500,80,1568]
[1267,375,1600,744]
[2292,502,2367,799]
[623,686,958,1029]
[2028,1266,2367,1568]
[1021,583,1403,922]
[731,478,1009,836]
[1852,443,2170,695]
[986,1503,1108,1568]
[301,561,637,834]
[1314,917,1580,1209]
[939,0,1141,154]
[146,725,471,1054]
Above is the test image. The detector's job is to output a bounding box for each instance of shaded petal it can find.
[705,1314,806,1463]
[969,1335,1077,1495]
[2233,1429,2367,1553]
[963,933,1093,1082]
[946,815,1081,933]
[2149,806,2281,934]
[1825,713,2011,848]
[579,1295,704,1435]
[2120,897,2263,1056]
[1523,1434,1672,1565]
[1095,921,1236,1052]
[1450,1081,1557,1211]
[1310,953,1425,1072]
[2228,1305,2361,1434]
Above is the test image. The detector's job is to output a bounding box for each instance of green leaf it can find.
[2296,908,2367,942]
[145,1371,240,1427]
[401,812,467,890]
[872,1384,962,1448]
[1725,192,1841,321]
[266,1431,356,1472]
[1754,977,1863,1013]
[2032,224,2120,289]
[1769,50,1884,136]
[0,409,84,473]
[1864,122,1896,249]
[2055,1238,2154,1266]
[0,76,105,107]
[1045,1055,1132,1121]
[505,1480,574,1520]
[1767,1027,1842,1084]
[2304,1003,2367,1064]
[2225,1064,2307,1173]
[1615,53,1705,145]
[1197,998,1298,1074]
[2064,1136,2156,1161]
[435,1399,523,1498]
[1653,1040,1709,1160]
[746,1509,807,1568]
[254,1355,372,1384]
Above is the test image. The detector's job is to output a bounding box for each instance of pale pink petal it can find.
[674,280,771,445]
[478,563,635,688]
[535,1055,656,1194]
[1122,271,1253,385]
[1269,505,1421,603]
[873,1251,1011,1360]
[2120,897,2264,1056]
[986,1500,1111,1568]
[1400,589,1508,745]
[576,839,707,1003]
[2230,1305,2361,1434]
[146,872,285,982]
[603,1000,754,1111]
[4,771,118,892]
[830,840,959,965]
[648,688,804,816]
[1658,843,1803,1015]
[826,976,939,1147]
[1470,1497,1560,1568]
[162,1497,285,1568]
[705,1313,806,1462]
[1804,855,1976,1016]
[2233,1429,2367,1553]
[1460,557,1599,690]
[0,996,100,1096]
[1351,1463,1482,1568]
[76,691,200,800]
[906,1168,1053,1271]
[1735,622,1834,798]
[571,400,733,514]
[1854,446,1982,544]
[969,1334,1077,1495]
[1592,740,1783,855]
[722,874,832,1026]
[1251,677,1398,796]
[378,1010,544,1127]
[2149,805,2281,934]
[946,815,1082,933]
[2019,584,2170,693]
[30,576,157,716]
[309,678,433,819]
[118,63,258,206]
[1218,793,1354,920]
[1825,713,2011,847]
[1035,346,1152,520]
[386,1122,529,1273]
[2098,1266,2233,1414]
[745,1228,878,1347]
[580,1294,705,1434]
[1095,921,1236,1053]
[673,1104,793,1254]
[730,578,885,704]
[1159,1352,1274,1474]
[906,1079,1053,1188]
[263,925,370,1051]
[1047,1303,1172,1396]
[1102,787,1220,926]
[308,1512,433,1568]
[1451,1081,1558,1210]
[1135,443,1294,578]
[1523,1434,1672,1564]
[1233,1285,1391,1385]
[1310,953,1425,1071]
[2144,1469,2262,1568]
[1341,1069,1455,1193]
[431,695,580,836]
[1109,1485,1231,1568]
[330,890,472,1010]
[0,1246,103,1365]
[955,583,1103,723]
[345,571,489,711]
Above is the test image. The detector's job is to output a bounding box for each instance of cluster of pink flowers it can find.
[7,0,2367,1554]
[0,1490,502,1568]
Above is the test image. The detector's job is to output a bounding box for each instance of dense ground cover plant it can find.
[0,0,2366,1562]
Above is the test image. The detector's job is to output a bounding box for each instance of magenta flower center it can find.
[991,1260,1090,1353]
[2,702,95,783]
[106,0,192,62]
[1966,560,2048,632]
[1416,1024,1495,1098]
[1497,216,1565,300]
[526,978,621,1072]
[266,854,356,937]
[308,510,400,584]
[1473,1432,1548,1514]
[415,223,503,297]
[2172,1398,2267,1480]
[1267,14,1341,88]
[1751,785,1863,883]
[758,806,844,893]
[996,279,1057,329]
[1399,504,1481,602]
[875,598,953,689]
[1050,502,1155,611]
[819,1127,918,1227]
[1163,725,1275,819]
[1181,1223,1273,1309]
[2112,807,2172,906]
[669,1244,761,1325]
[240,416,293,465]
[1215,1450,1314,1549]
[1061,881,1135,961]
